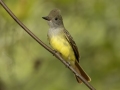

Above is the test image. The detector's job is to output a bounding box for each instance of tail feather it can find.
[74,61,91,83]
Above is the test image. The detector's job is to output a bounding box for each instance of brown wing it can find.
[64,29,80,62]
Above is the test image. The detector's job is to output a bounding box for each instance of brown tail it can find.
[73,61,91,83]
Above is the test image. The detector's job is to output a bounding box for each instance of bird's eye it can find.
[55,18,58,20]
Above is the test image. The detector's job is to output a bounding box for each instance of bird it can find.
[42,9,91,83]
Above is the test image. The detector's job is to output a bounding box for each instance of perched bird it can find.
[42,9,91,83]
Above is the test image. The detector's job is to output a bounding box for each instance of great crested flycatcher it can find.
[42,9,91,83]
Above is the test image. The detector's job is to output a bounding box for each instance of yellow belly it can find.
[49,36,75,62]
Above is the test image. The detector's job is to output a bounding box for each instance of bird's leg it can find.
[52,50,57,56]
[53,50,62,56]
[67,61,71,66]
[68,57,72,66]
[53,49,57,53]
[65,57,71,68]
[64,61,71,69]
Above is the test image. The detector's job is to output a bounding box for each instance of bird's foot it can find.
[53,50,62,56]
[65,61,71,68]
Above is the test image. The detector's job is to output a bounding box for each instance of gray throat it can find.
[48,27,64,38]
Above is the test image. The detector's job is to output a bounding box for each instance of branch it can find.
[0,0,96,90]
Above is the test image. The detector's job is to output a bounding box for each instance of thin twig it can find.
[0,0,96,90]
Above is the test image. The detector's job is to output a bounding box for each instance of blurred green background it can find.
[0,0,120,90]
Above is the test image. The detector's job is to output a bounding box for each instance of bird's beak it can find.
[42,16,50,21]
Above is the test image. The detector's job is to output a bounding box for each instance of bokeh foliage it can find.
[0,0,120,90]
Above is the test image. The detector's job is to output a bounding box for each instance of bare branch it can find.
[0,0,96,90]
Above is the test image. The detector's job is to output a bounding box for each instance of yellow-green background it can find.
[0,0,120,90]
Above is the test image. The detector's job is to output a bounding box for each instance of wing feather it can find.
[64,29,80,62]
